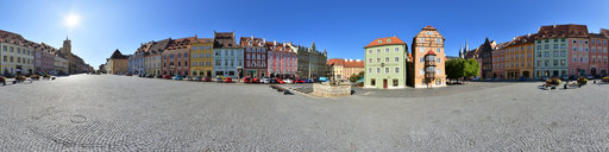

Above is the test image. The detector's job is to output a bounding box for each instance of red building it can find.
[240,36,267,77]
[588,33,608,76]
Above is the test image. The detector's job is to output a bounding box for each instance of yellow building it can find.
[189,38,214,77]
[106,49,129,74]
[503,34,535,79]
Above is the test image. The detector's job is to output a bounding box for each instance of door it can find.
[383,79,388,89]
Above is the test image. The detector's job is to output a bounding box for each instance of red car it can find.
[242,77,252,83]
[295,79,305,83]
[163,75,172,79]
[252,77,260,83]
[224,77,233,83]
[202,77,211,82]
[275,78,285,84]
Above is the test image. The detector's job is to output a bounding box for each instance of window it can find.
[393,79,398,87]
[437,58,441,63]
[420,38,426,42]
[560,51,566,57]
[377,58,380,62]
[436,48,441,53]
[368,50,372,54]
[544,44,549,49]
[368,68,372,73]
[395,57,399,62]
[385,57,389,62]
[371,79,376,86]
[378,40,382,44]
[553,60,558,66]
[377,49,380,53]
[369,58,373,63]
[395,48,399,52]
[553,44,558,49]
[436,38,442,44]
[536,45,541,50]
[420,57,424,62]
[553,51,558,57]
[420,47,425,52]
[385,68,389,73]
[395,67,399,73]
[386,39,391,43]
[377,68,380,73]
[385,48,389,53]
[585,48,588,52]
[561,44,566,49]
[544,52,549,57]
[426,31,432,35]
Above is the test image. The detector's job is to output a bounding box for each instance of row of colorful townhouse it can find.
[0,30,92,76]
[461,24,609,80]
[106,31,329,80]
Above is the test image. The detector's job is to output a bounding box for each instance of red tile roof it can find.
[327,58,363,68]
[537,24,588,38]
[365,36,406,48]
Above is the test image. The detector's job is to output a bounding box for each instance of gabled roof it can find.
[327,58,364,68]
[537,24,588,38]
[110,49,129,59]
[239,37,265,47]
[365,36,406,48]
[214,32,239,48]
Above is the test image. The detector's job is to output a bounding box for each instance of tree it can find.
[445,58,480,81]
[464,59,480,79]
[446,59,465,81]
[349,71,365,82]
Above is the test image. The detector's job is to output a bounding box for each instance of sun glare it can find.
[65,14,80,28]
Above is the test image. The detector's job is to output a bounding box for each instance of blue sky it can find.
[1,0,608,68]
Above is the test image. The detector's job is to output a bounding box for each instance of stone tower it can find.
[62,36,71,55]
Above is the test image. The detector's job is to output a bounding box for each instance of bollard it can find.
[564,83,567,89]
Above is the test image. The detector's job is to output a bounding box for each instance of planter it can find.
[577,77,588,86]
[545,78,561,87]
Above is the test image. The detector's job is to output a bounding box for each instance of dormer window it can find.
[386,39,391,43]
[378,40,382,44]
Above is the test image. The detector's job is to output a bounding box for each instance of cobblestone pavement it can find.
[1,74,609,151]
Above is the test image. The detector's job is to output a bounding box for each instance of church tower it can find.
[62,36,72,56]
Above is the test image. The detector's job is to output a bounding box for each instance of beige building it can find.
[106,49,129,74]
[327,58,364,81]
[54,55,68,74]
[409,26,447,88]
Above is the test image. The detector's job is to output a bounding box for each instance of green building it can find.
[364,36,409,89]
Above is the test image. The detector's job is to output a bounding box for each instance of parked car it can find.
[224,77,233,83]
[193,76,202,81]
[216,77,223,83]
[202,77,212,82]
[163,75,172,79]
[156,75,163,79]
[275,78,285,84]
[242,76,252,83]
[172,75,184,80]
[295,79,305,83]
[284,78,293,84]
[318,77,328,82]
[126,73,133,76]
[146,74,154,78]
[261,77,270,84]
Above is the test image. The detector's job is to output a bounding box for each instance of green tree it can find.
[349,71,365,82]
[445,58,480,81]
[464,59,480,78]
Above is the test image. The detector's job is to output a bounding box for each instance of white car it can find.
[284,79,293,84]
[261,77,271,84]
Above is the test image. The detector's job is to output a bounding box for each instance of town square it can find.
[2,0,609,151]
[1,74,609,151]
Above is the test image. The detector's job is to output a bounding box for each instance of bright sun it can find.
[65,14,80,28]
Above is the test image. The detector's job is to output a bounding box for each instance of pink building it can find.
[162,37,193,76]
[34,43,56,74]
[568,37,591,76]
[588,33,608,76]
[265,41,297,78]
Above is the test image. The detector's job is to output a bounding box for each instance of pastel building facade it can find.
[240,36,268,78]
[189,38,214,77]
[587,33,608,76]
[410,26,446,88]
[34,43,57,74]
[106,49,129,74]
[266,41,297,78]
[364,36,408,89]
[162,37,192,76]
[327,58,364,81]
[145,39,171,76]
[213,32,243,78]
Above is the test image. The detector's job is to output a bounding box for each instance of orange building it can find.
[409,26,446,88]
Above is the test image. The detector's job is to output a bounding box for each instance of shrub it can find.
[31,74,40,80]
[545,77,561,86]
[577,76,588,85]
[603,77,609,83]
